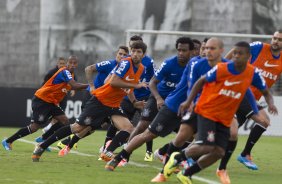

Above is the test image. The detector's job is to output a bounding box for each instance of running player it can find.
[2,56,88,151]
[104,37,194,172]
[164,41,277,184]
[31,41,148,162]
[56,45,129,151]
[218,30,282,177]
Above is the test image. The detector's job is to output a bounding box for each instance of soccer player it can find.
[153,37,208,165]
[104,36,194,172]
[164,41,277,184]
[125,36,193,159]
[56,45,129,151]
[100,35,155,162]
[2,56,88,151]
[151,37,233,182]
[31,41,148,162]
[35,57,77,148]
[40,57,67,133]
[191,39,201,57]
[218,30,282,175]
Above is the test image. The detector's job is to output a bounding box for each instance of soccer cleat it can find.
[163,152,180,179]
[2,139,12,151]
[144,151,153,162]
[57,141,65,150]
[99,140,112,154]
[216,169,231,184]
[151,173,166,182]
[176,171,192,184]
[237,154,258,170]
[58,145,71,157]
[154,149,165,162]
[32,145,45,162]
[117,158,128,167]
[186,158,195,168]
[35,137,51,152]
[105,159,119,171]
[35,136,44,143]
[100,151,115,162]
[69,134,78,149]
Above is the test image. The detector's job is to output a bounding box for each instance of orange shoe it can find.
[58,146,70,157]
[100,151,115,162]
[151,173,166,182]
[216,169,231,184]
[117,158,128,167]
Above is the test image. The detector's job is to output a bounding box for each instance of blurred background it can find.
[1,0,282,87]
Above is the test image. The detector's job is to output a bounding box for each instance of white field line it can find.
[19,139,220,184]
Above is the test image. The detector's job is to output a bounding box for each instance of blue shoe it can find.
[2,139,12,151]
[35,137,43,143]
[237,154,258,170]
[35,137,51,152]
[187,158,195,167]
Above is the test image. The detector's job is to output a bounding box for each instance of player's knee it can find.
[29,124,40,133]
[136,120,150,131]
[70,122,85,133]
[229,129,238,140]
[214,146,225,159]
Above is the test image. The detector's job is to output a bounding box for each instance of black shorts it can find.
[121,95,149,120]
[148,105,181,137]
[181,110,198,133]
[77,96,126,130]
[81,90,92,111]
[59,96,67,111]
[195,114,230,150]
[31,96,65,124]
[236,96,264,127]
[141,95,159,122]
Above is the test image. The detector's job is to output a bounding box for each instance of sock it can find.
[106,131,130,152]
[158,143,169,155]
[241,124,266,156]
[68,134,80,148]
[6,126,32,143]
[103,125,118,148]
[61,136,71,145]
[180,141,191,150]
[183,162,202,177]
[164,142,182,164]
[42,122,64,140]
[174,150,187,163]
[40,125,72,149]
[115,149,131,162]
[160,143,183,174]
[146,140,153,153]
[218,140,237,170]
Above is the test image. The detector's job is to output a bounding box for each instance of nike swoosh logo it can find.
[125,76,134,81]
[224,80,241,86]
[171,73,177,76]
[264,61,279,67]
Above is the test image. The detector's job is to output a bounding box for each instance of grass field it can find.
[0,127,281,184]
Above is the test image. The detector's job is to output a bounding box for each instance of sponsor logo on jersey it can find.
[224,80,241,86]
[264,60,279,67]
[219,89,242,99]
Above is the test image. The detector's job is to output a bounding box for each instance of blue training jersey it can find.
[165,56,205,113]
[155,56,186,99]
[132,55,154,99]
[86,59,118,91]
[249,41,280,64]
[52,69,72,84]
[189,58,230,102]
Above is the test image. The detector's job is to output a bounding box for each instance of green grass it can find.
[0,127,281,184]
